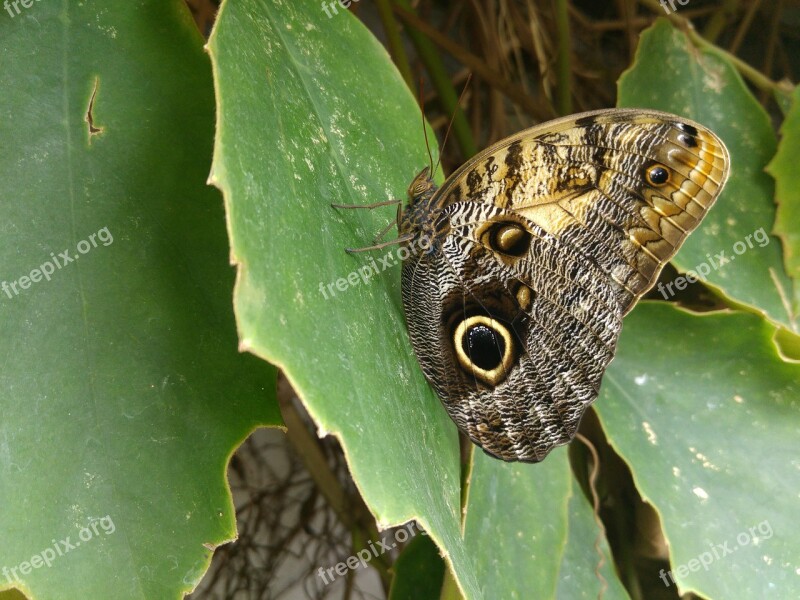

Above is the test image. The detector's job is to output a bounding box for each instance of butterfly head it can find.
[406,167,436,206]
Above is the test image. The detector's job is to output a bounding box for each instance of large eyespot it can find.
[453,315,516,387]
[645,164,670,186]
[486,221,532,257]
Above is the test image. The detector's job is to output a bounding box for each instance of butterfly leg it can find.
[331,199,400,210]
[344,234,414,254]
[371,219,398,244]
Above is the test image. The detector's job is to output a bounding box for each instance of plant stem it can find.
[374,0,414,88]
[391,3,551,120]
[553,0,573,115]
[390,0,477,159]
[278,392,393,589]
[702,0,740,43]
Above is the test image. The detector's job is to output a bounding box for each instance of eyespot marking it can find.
[516,284,533,311]
[678,133,698,148]
[453,316,516,387]
[645,164,670,186]
[463,324,504,371]
[487,222,532,257]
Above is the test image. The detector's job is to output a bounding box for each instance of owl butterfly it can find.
[346,109,729,463]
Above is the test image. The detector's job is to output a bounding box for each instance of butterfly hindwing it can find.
[403,204,623,462]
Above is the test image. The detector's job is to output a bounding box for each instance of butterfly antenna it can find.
[419,74,434,175]
[433,72,473,176]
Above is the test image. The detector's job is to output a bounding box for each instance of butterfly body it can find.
[385,109,728,462]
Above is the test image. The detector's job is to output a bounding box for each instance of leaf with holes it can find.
[0,2,277,598]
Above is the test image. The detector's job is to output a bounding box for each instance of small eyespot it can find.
[515,284,534,311]
[678,133,698,148]
[645,164,670,186]
[487,222,532,257]
[676,123,699,136]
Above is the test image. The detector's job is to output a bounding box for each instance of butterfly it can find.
[339,109,730,463]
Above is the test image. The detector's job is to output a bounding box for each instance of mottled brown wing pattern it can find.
[434,110,730,313]
[399,109,729,462]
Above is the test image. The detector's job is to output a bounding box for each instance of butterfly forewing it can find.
[398,109,729,462]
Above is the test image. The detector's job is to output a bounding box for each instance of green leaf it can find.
[556,485,630,600]
[767,84,800,318]
[208,1,627,598]
[388,534,445,600]
[595,303,800,599]
[774,85,796,116]
[464,451,629,600]
[618,20,797,332]
[0,2,278,598]
[207,0,490,596]
[463,451,571,598]
[774,326,800,362]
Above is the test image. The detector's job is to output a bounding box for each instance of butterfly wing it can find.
[401,109,729,462]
